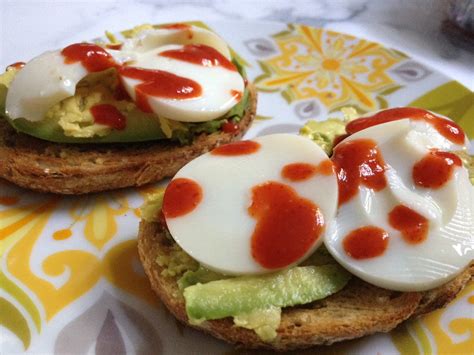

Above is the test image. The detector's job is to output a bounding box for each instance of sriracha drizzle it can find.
[230,90,243,101]
[211,140,261,156]
[331,139,387,206]
[388,205,429,244]
[249,181,324,269]
[61,43,117,72]
[346,107,465,146]
[90,104,126,130]
[119,66,202,113]
[221,121,239,134]
[281,160,333,182]
[160,44,237,72]
[163,178,203,218]
[343,226,389,259]
[413,150,462,189]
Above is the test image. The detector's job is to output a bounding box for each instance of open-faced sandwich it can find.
[0,23,256,194]
[138,107,473,350]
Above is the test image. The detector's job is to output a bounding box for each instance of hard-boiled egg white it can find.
[325,118,474,292]
[5,50,87,122]
[119,44,244,122]
[163,134,339,275]
[346,107,469,151]
[121,25,231,59]
[6,24,241,123]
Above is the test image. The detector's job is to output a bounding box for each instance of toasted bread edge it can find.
[137,219,472,351]
[0,84,257,194]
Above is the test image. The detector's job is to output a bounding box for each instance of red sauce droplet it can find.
[7,62,25,70]
[244,78,248,87]
[318,159,335,175]
[160,23,191,30]
[346,107,465,145]
[90,104,127,130]
[332,139,387,206]
[281,160,333,182]
[282,163,317,181]
[211,140,260,156]
[106,43,123,50]
[61,43,117,72]
[160,44,237,72]
[230,90,243,101]
[163,178,203,218]
[389,205,429,244]
[249,181,324,269]
[343,226,389,259]
[119,66,202,113]
[222,121,239,134]
[412,150,462,189]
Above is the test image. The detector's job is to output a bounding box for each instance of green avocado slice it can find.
[183,264,350,323]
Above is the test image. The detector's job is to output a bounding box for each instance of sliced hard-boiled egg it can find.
[121,25,231,59]
[344,107,469,151]
[5,50,88,121]
[163,134,339,275]
[325,117,473,292]
[119,44,244,122]
[5,25,242,123]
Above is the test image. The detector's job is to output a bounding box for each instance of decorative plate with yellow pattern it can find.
[1,21,473,354]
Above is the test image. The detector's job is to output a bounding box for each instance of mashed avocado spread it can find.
[0,24,250,144]
[299,107,358,155]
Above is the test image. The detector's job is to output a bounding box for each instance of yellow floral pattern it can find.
[0,186,158,341]
[255,24,405,112]
[69,193,130,250]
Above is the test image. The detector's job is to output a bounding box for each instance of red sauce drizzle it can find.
[389,205,429,244]
[331,139,387,206]
[160,44,237,72]
[106,43,123,50]
[249,181,324,269]
[221,121,239,134]
[163,178,203,218]
[281,160,333,182]
[119,66,202,113]
[343,226,389,259]
[61,43,117,72]
[412,150,462,189]
[211,140,260,156]
[346,107,465,145]
[160,23,191,30]
[90,104,126,130]
[230,90,243,101]
[7,62,25,70]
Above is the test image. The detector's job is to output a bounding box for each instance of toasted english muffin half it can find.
[137,217,473,351]
[0,84,256,194]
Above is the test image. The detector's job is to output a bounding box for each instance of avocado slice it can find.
[178,266,226,290]
[183,264,350,323]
